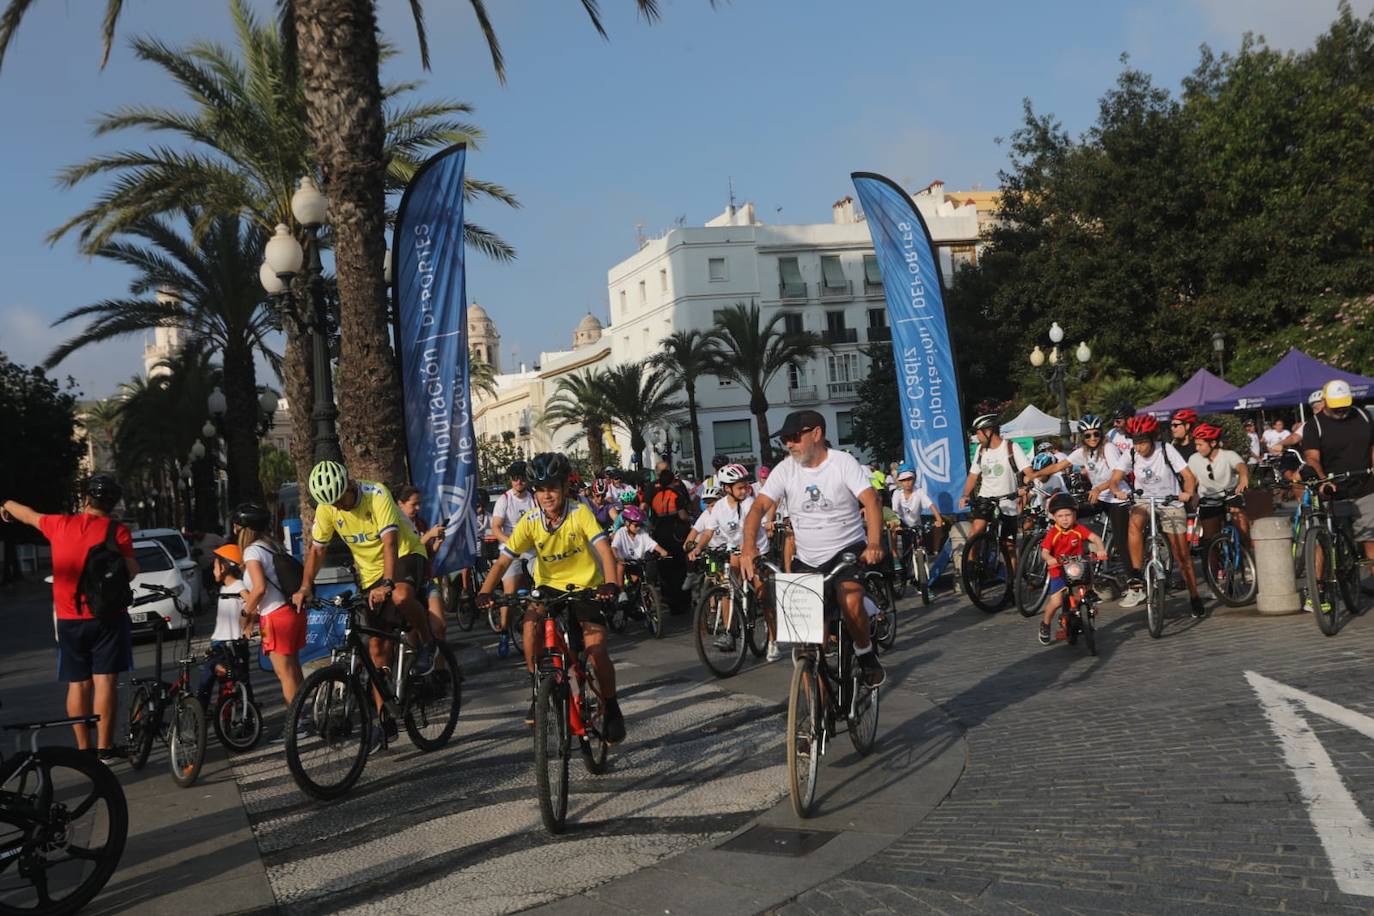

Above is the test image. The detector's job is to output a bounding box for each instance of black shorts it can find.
[791,542,867,584]
[56,616,133,683]
[971,499,1019,540]
[531,586,610,629]
[362,554,429,595]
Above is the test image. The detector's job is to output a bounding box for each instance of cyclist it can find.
[476,452,626,742]
[1045,415,1130,569]
[888,462,947,571]
[396,484,449,643]
[741,410,886,687]
[1119,415,1203,617]
[1024,452,1069,511]
[294,462,438,749]
[1188,422,1250,552]
[196,543,250,710]
[1037,492,1109,645]
[491,461,535,657]
[611,506,670,604]
[684,485,725,554]
[1169,409,1199,461]
[1301,379,1374,584]
[1107,404,1135,459]
[688,463,777,660]
[958,414,1030,557]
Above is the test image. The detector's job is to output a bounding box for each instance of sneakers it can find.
[1190,595,1206,619]
[603,699,627,745]
[497,633,511,659]
[368,717,399,754]
[713,631,737,652]
[1120,588,1146,609]
[766,641,782,662]
[1038,622,1052,646]
[94,746,127,765]
[413,641,437,677]
[856,651,886,688]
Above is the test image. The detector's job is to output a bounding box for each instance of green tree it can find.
[707,302,825,465]
[475,432,525,488]
[850,344,902,463]
[649,329,718,478]
[77,397,123,474]
[0,353,84,513]
[594,361,683,471]
[544,369,611,471]
[258,442,296,501]
[470,349,499,402]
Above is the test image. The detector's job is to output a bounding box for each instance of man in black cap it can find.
[740,410,886,687]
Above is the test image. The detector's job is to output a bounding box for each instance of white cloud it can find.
[1188,0,1374,51]
[0,302,144,400]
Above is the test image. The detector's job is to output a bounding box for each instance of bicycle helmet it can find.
[308,460,349,505]
[590,479,607,497]
[212,543,243,568]
[711,454,729,471]
[1034,441,1056,456]
[231,502,271,530]
[716,463,748,486]
[896,462,916,480]
[84,474,123,504]
[1191,422,1223,442]
[1031,453,1055,471]
[528,452,571,484]
[618,490,638,504]
[970,413,1000,433]
[1078,413,1103,431]
[1170,408,1199,428]
[701,484,723,501]
[621,505,646,525]
[1047,492,1077,514]
[1308,388,1325,406]
[507,460,528,480]
[1112,404,1136,421]
[1125,415,1159,438]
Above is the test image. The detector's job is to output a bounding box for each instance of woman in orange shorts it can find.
[232,503,306,708]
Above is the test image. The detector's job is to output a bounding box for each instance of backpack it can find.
[254,544,304,597]
[76,520,133,621]
[971,441,1022,498]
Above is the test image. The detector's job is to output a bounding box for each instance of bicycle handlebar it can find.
[1301,468,1372,489]
[760,550,864,585]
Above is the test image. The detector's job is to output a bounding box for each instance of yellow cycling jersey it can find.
[311,480,425,587]
[502,501,608,592]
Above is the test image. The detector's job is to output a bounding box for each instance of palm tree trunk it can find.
[630,430,647,471]
[282,323,317,534]
[753,404,775,466]
[685,383,704,478]
[586,426,606,470]
[221,338,264,508]
[293,0,406,487]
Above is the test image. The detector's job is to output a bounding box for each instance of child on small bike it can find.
[610,506,670,600]
[197,544,253,709]
[1038,493,1108,646]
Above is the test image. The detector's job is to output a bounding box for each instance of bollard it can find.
[948,520,973,583]
[1252,515,1300,615]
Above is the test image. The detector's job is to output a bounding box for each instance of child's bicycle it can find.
[204,638,263,753]
[1052,554,1103,657]
[609,555,665,638]
[125,583,208,787]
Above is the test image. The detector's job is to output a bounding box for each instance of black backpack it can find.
[76,520,133,621]
[260,546,304,597]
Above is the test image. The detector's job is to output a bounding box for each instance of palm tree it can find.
[649,329,718,478]
[708,301,825,465]
[77,398,124,473]
[470,349,499,402]
[544,369,612,470]
[594,362,684,471]
[46,211,276,508]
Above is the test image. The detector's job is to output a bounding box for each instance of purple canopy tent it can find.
[1141,368,1239,419]
[1199,348,1374,413]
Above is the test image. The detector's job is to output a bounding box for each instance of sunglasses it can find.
[1206,463,1215,480]
[1170,421,1187,427]
[780,426,815,444]
[1082,432,1101,440]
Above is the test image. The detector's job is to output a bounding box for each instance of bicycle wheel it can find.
[1304,527,1339,636]
[125,685,155,770]
[962,533,1011,613]
[454,577,478,632]
[642,583,665,639]
[212,682,263,753]
[0,746,128,916]
[1144,554,1165,639]
[402,641,463,751]
[1014,540,1048,618]
[487,601,502,633]
[916,550,932,606]
[1202,535,1257,607]
[692,586,746,678]
[1081,597,1097,657]
[786,657,822,819]
[579,666,610,776]
[847,667,880,756]
[286,665,370,800]
[168,694,207,788]
[746,595,769,658]
[534,674,571,834]
[1335,528,1366,617]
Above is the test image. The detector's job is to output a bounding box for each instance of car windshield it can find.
[134,545,175,572]
[151,534,189,560]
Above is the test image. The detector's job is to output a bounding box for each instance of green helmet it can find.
[619,490,637,504]
[309,460,348,506]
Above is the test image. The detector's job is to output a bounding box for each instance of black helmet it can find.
[1112,403,1136,421]
[1047,492,1077,514]
[84,474,123,502]
[606,467,624,481]
[529,452,571,484]
[507,460,528,480]
[711,454,729,470]
[231,502,271,530]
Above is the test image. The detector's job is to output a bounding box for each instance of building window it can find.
[836,411,856,446]
[642,327,650,349]
[713,419,753,454]
[824,311,855,344]
[782,312,804,336]
[638,280,647,305]
[778,257,805,299]
[827,352,861,396]
[820,255,847,293]
[863,254,882,290]
[708,257,727,282]
[868,308,887,328]
[712,309,725,326]
[788,362,808,389]
[659,268,668,292]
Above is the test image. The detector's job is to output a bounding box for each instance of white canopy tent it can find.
[998,404,1076,440]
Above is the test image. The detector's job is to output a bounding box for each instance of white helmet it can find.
[716,463,749,485]
[1308,389,1325,406]
[702,484,723,500]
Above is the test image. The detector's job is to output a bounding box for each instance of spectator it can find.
[1243,419,1262,467]
[1262,418,1289,456]
[2,476,138,761]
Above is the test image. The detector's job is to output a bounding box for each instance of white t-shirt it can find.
[1246,432,1262,461]
[1131,443,1189,500]
[1262,428,1288,454]
[760,450,871,567]
[611,527,660,560]
[210,580,246,641]
[492,488,535,558]
[1106,427,1133,458]
[1027,472,1068,509]
[1067,446,1130,503]
[243,541,290,617]
[691,510,727,548]
[703,496,769,553]
[891,488,935,527]
[971,440,1030,514]
[1189,449,1244,498]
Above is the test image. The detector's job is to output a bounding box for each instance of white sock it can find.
[853,642,873,657]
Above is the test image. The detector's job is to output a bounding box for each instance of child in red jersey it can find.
[1038,493,1107,645]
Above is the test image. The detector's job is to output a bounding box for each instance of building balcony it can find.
[778,281,808,301]
[864,280,885,297]
[787,385,819,404]
[823,328,859,345]
[819,280,852,300]
[866,326,892,343]
[828,381,858,398]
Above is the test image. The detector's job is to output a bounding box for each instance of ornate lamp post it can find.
[1029,322,1092,442]
[1212,331,1226,380]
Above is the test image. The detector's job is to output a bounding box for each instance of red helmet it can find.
[1170,408,1199,428]
[1125,415,1159,438]
[1191,422,1223,442]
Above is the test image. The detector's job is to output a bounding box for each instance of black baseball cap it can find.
[776,410,826,440]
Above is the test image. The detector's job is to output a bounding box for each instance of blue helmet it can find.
[1078,413,1103,431]
[1031,453,1055,471]
[896,462,915,478]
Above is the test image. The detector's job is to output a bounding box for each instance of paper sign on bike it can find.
[774,573,826,644]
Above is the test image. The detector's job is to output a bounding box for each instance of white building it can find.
[603,184,990,473]
[142,288,189,378]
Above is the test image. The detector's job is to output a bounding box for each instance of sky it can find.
[0,0,1368,400]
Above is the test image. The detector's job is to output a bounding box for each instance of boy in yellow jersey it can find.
[478,452,626,743]
[295,462,439,747]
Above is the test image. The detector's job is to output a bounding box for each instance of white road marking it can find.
[1246,670,1374,897]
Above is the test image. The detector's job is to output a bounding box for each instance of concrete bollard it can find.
[948,520,973,583]
[1252,515,1300,615]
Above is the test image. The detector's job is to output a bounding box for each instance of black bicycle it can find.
[125,584,208,787]
[609,555,666,638]
[863,567,898,652]
[204,638,264,753]
[961,498,1014,612]
[284,591,464,800]
[0,706,128,915]
[890,520,934,606]
[1014,505,1051,618]
[1302,469,1371,636]
[693,549,769,678]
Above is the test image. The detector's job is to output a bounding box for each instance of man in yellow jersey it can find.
[478,452,626,743]
[294,461,439,747]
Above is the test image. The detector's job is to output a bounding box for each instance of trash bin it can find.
[1252,515,1299,615]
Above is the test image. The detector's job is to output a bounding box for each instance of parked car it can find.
[131,527,206,611]
[128,539,195,635]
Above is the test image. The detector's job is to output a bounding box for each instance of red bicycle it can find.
[1055,554,1104,657]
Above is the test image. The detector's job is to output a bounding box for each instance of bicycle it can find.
[125,583,208,787]
[0,706,128,916]
[284,591,464,800]
[1301,470,1372,637]
[609,555,665,638]
[890,520,934,606]
[1200,494,1257,607]
[1014,505,1051,618]
[205,638,264,753]
[1135,495,1181,639]
[692,550,769,677]
[1052,555,1103,656]
[863,566,898,652]
[961,497,1015,612]
[771,553,880,818]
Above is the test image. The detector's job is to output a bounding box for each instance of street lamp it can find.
[207,386,227,418]
[1028,322,1092,441]
[259,388,280,415]
[1212,331,1226,379]
[201,420,217,439]
[190,440,207,460]
[261,176,343,464]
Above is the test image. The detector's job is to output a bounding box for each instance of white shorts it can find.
[502,554,533,583]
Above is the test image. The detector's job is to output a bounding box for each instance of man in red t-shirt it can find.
[2,475,138,759]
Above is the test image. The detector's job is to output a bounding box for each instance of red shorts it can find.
[261,605,306,656]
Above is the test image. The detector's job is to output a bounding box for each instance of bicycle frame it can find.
[537,608,602,742]
[326,595,414,719]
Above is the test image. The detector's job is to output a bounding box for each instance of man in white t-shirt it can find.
[1120,414,1202,616]
[491,461,536,657]
[741,410,886,687]
[1262,419,1289,456]
[959,414,1031,546]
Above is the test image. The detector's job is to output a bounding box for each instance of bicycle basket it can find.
[774,573,828,644]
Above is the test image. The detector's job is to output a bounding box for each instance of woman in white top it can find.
[232,503,305,709]
[1039,414,1130,566]
[1186,423,1250,547]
